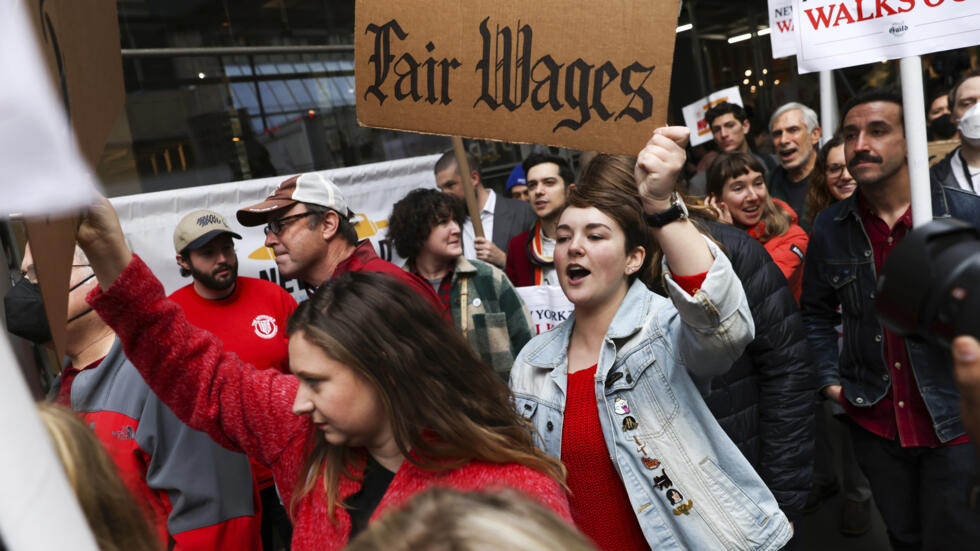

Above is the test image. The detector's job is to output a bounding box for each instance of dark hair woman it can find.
[706,151,810,303]
[387,189,533,379]
[577,152,816,533]
[510,128,793,550]
[74,198,570,551]
[801,136,856,229]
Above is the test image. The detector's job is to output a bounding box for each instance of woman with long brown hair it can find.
[72,199,570,551]
[510,128,792,550]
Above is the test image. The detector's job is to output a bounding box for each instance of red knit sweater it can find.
[88,255,572,551]
[563,365,650,550]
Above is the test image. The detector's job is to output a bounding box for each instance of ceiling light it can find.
[743,78,750,85]
[728,33,753,44]
[757,28,771,36]
[198,72,205,79]
[745,69,752,77]
[676,23,693,33]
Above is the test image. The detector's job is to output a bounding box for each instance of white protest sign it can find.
[768,0,797,59]
[681,86,744,147]
[793,0,980,74]
[110,155,440,303]
[516,285,574,335]
[0,0,100,218]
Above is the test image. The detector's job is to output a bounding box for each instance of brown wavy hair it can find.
[38,403,161,551]
[802,136,844,228]
[285,272,566,519]
[575,153,723,289]
[706,151,790,242]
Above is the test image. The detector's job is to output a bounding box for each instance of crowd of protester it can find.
[5,66,980,551]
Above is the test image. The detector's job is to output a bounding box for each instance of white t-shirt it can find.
[462,190,496,260]
[951,148,980,195]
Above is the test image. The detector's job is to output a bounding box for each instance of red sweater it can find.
[563,365,650,550]
[89,256,571,550]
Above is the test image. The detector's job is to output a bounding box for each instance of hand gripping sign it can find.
[793,0,979,73]
[355,0,680,155]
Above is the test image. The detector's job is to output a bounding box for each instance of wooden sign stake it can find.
[451,136,485,238]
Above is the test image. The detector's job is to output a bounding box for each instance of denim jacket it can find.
[801,181,980,442]
[510,239,793,550]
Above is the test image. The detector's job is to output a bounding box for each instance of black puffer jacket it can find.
[702,221,815,520]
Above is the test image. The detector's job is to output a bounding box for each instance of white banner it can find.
[681,86,744,147]
[111,155,440,303]
[516,285,574,335]
[794,0,980,74]
[768,0,797,59]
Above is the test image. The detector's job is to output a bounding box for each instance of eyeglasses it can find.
[827,164,846,177]
[264,211,317,236]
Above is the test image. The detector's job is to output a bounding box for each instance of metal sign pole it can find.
[900,56,933,228]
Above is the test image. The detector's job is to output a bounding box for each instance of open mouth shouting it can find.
[566,264,591,284]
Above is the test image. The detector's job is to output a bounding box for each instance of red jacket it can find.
[89,256,571,551]
[337,241,448,319]
[504,230,535,287]
[747,199,809,303]
[56,341,261,550]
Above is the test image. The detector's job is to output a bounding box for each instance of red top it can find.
[562,365,650,551]
[89,255,571,551]
[505,230,535,287]
[842,195,968,447]
[337,241,449,319]
[54,358,102,406]
[170,276,297,489]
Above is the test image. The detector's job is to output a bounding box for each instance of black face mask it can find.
[930,114,958,141]
[3,273,96,345]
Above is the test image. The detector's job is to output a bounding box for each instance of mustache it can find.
[849,152,882,168]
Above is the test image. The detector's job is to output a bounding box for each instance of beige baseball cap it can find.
[236,173,351,227]
[173,209,242,253]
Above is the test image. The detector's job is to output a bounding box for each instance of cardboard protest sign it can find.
[681,86,744,147]
[25,0,125,168]
[768,0,796,59]
[793,0,980,74]
[355,0,680,155]
[516,285,574,335]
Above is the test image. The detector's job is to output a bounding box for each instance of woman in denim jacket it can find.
[510,128,793,550]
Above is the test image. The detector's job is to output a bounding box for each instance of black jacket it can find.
[930,148,961,191]
[702,221,815,520]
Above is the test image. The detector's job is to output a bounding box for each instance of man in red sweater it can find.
[170,208,298,549]
[236,173,442,312]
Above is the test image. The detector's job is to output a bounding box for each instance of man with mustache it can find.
[170,208,298,549]
[801,88,980,550]
[768,102,822,231]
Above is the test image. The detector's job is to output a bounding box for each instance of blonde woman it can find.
[38,403,159,551]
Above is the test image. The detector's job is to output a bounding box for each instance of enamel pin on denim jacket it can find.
[511,238,793,550]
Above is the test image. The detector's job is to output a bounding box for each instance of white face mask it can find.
[958,102,980,147]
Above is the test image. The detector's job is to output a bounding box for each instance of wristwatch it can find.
[645,192,689,228]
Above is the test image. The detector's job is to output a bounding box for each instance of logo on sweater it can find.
[112,425,135,440]
[252,315,278,339]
